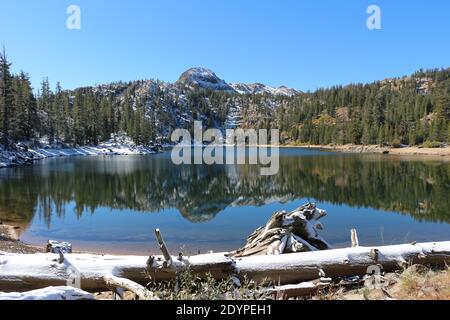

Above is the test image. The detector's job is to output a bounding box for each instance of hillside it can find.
[0,50,449,148]
[277,69,450,146]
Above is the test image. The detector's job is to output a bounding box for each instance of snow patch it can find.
[0,286,94,300]
[0,135,159,169]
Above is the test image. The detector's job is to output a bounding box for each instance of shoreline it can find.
[2,143,450,170]
[0,224,44,254]
[279,144,450,157]
[0,143,159,169]
[178,143,450,157]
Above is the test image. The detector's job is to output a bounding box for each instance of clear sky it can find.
[1,0,449,92]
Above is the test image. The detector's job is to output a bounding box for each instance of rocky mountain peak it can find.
[176,67,299,96]
[176,67,234,91]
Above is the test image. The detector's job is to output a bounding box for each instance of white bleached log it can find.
[147,252,235,282]
[0,251,234,292]
[104,275,157,300]
[155,229,172,267]
[0,251,154,293]
[234,241,450,284]
[268,278,332,299]
[1,241,449,291]
[0,286,94,300]
[351,229,359,248]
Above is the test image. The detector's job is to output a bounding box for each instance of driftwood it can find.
[0,286,95,300]
[1,241,449,292]
[149,241,450,285]
[104,275,156,300]
[155,229,172,267]
[351,229,359,248]
[268,278,332,299]
[0,251,159,295]
[233,203,330,257]
[46,240,72,254]
[1,206,449,295]
[147,252,235,282]
[0,248,235,293]
[234,241,450,284]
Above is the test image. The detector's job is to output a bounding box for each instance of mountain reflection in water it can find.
[0,148,449,253]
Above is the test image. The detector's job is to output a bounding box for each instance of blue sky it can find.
[1,0,449,92]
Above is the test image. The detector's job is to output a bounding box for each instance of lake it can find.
[0,148,449,255]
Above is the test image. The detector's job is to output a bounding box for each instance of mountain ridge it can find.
[174,67,300,96]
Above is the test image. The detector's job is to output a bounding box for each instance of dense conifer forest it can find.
[1,50,449,148]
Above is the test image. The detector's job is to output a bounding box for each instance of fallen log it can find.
[104,275,156,300]
[268,278,332,299]
[0,286,95,300]
[234,241,450,284]
[147,252,235,282]
[1,241,449,292]
[0,251,151,292]
[0,250,234,293]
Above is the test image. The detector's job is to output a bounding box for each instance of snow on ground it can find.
[0,136,158,169]
[0,286,94,300]
[230,83,300,96]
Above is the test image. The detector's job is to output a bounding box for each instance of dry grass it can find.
[146,268,271,300]
[313,265,450,301]
[392,266,450,300]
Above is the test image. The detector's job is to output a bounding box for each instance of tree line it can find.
[273,69,450,146]
[0,51,157,149]
[1,49,450,149]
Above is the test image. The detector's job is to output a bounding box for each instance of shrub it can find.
[391,139,402,148]
[422,141,442,148]
[146,268,270,300]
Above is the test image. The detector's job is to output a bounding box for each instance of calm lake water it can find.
[1,148,449,255]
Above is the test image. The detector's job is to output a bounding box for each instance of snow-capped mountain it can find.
[175,67,299,96]
[176,67,235,92]
[74,67,299,142]
[230,83,300,96]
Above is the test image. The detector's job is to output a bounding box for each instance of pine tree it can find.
[73,91,84,145]
[121,93,133,134]
[408,125,417,145]
[430,111,446,143]
[62,94,73,144]
[99,96,113,141]
[0,48,14,149]
[20,72,37,141]
[38,78,53,141]
[85,91,99,144]
[362,122,372,145]
[447,121,450,143]
[11,75,26,141]
[10,73,36,142]
[52,82,64,144]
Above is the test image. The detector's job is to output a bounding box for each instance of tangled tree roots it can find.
[233,203,331,257]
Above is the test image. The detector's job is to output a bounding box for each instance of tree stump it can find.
[233,203,331,257]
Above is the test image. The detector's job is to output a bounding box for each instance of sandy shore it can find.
[282,144,450,157]
[0,224,44,254]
